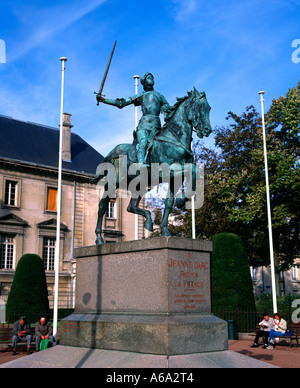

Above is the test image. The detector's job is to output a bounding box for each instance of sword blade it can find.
[97,40,117,98]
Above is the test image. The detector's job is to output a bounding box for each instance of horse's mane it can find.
[162,94,189,129]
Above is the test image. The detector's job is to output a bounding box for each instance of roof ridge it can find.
[0,113,82,136]
[0,113,58,131]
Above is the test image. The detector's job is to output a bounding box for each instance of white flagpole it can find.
[259,91,277,314]
[191,195,196,239]
[53,57,67,340]
[134,75,140,240]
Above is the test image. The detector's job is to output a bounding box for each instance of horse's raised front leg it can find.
[95,196,110,245]
[127,196,153,232]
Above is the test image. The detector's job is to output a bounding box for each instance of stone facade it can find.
[251,259,300,297]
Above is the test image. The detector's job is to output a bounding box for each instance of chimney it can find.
[62,113,73,161]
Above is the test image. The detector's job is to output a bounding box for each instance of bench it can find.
[285,325,300,348]
[0,325,36,351]
[0,325,13,348]
[252,324,300,348]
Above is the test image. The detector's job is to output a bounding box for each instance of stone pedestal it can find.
[60,237,228,355]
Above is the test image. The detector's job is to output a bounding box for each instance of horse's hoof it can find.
[161,227,172,237]
[95,235,104,245]
[144,219,153,232]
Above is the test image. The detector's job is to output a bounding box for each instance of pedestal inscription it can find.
[61,237,228,355]
[169,253,210,312]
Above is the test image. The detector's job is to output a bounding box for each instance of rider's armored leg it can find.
[137,144,147,164]
[136,129,150,166]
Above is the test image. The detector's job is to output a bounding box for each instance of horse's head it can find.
[186,88,212,139]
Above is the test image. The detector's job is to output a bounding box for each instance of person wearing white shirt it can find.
[251,312,275,349]
[267,313,288,349]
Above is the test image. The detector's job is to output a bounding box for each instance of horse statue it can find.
[92,88,212,245]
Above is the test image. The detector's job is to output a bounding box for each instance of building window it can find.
[292,266,298,281]
[43,237,56,271]
[46,187,57,212]
[0,235,15,269]
[106,201,116,219]
[4,180,18,207]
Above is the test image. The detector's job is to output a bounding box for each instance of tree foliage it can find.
[6,254,50,322]
[211,233,256,311]
[171,81,300,272]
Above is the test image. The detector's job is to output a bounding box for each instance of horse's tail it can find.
[101,152,115,165]
[90,144,131,183]
[103,143,132,165]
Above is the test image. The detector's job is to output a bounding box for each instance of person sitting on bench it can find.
[251,312,275,349]
[12,316,32,355]
[34,316,54,351]
[267,313,288,349]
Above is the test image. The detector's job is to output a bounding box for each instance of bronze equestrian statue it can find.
[93,72,212,245]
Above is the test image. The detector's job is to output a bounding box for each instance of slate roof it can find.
[0,114,103,176]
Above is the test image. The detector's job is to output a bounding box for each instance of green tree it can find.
[265,81,300,271]
[170,81,300,297]
[211,233,256,311]
[6,254,50,322]
[173,82,300,271]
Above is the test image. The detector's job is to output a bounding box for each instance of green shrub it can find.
[6,253,50,323]
[211,233,256,311]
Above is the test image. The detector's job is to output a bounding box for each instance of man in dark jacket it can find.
[12,316,32,355]
[34,316,54,351]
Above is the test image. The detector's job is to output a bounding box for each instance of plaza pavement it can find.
[229,339,300,368]
[0,341,281,368]
[1,338,299,368]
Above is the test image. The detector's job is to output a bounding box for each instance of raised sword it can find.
[95,40,117,105]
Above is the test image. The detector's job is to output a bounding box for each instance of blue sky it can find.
[0,0,299,157]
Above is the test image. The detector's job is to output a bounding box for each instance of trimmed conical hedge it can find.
[211,233,256,311]
[6,254,50,322]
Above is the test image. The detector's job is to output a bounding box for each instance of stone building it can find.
[0,113,150,309]
[251,259,300,297]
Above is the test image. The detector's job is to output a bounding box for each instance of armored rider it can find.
[96,72,170,166]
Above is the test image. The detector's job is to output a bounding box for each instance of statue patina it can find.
[93,73,212,245]
[97,72,170,166]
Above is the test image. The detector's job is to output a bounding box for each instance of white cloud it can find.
[171,0,198,21]
[9,0,107,62]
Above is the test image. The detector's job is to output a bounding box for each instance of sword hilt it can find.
[94,91,105,106]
